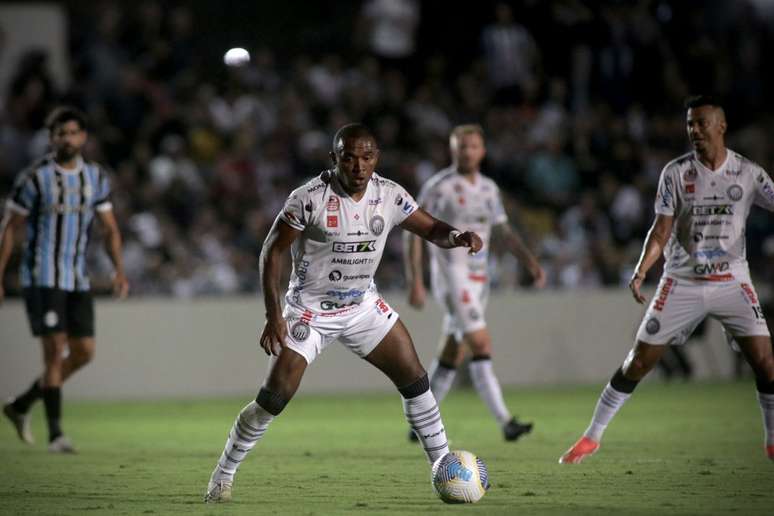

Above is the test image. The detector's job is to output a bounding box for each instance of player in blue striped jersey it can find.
[1,106,129,453]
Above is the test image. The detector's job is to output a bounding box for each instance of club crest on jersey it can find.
[290,322,310,341]
[645,317,660,335]
[369,215,385,236]
[726,185,743,201]
[327,195,340,212]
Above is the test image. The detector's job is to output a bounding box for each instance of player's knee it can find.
[752,354,774,385]
[256,387,289,416]
[398,373,430,399]
[74,347,94,366]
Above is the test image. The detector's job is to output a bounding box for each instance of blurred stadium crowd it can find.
[1,0,773,297]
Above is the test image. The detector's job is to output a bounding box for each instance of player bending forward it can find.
[559,96,774,464]
[205,124,483,502]
[405,124,544,442]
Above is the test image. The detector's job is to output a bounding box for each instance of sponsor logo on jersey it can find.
[332,240,376,253]
[395,195,403,206]
[327,195,340,212]
[320,300,359,311]
[692,248,727,259]
[725,168,742,177]
[740,283,758,304]
[329,270,342,281]
[660,176,674,208]
[343,273,370,281]
[691,204,733,216]
[327,215,338,228]
[726,185,743,201]
[762,181,774,203]
[653,277,675,311]
[375,298,390,314]
[331,257,375,265]
[694,219,728,226]
[325,288,365,300]
[402,202,415,215]
[702,195,724,201]
[369,215,385,236]
[290,322,310,341]
[693,262,729,275]
[307,182,326,193]
[645,317,660,335]
[347,230,369,236]
[368,198,382,206]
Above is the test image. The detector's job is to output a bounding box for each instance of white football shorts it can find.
[281,294,399,364]
[433,275,489,339]
[635,274,770,345]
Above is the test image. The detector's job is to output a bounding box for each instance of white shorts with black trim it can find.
[635,274,770,346]
[281,294,399,364]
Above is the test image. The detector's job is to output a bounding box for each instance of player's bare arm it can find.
[0,210,26,305]
[629,214,674,304]
[493,223,546,288]
[258,218,301,356]
[400,208,483,254]
[97,209,129,299]
[402,231,426,309]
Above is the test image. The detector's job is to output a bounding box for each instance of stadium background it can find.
[1,2,774,515]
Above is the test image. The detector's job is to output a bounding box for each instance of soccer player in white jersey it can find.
[404,124,545,442]
[559,96,774,464]
[204,124,484,503]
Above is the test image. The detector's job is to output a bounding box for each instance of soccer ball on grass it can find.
[431,450,490,503]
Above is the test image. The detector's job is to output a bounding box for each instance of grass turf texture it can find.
[1,381,772,515]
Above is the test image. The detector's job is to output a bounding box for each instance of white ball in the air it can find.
[224,48,250,67]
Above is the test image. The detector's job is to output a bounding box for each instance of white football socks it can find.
[469,358,512,426]
[212,401,274,482]
[757,391,774,447]
[583,382,631,443]
[428,359,457,404]
[403,389,449,463]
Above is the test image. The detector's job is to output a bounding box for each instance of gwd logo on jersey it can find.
[693,262,729,275]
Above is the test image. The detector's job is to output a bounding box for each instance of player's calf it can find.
[400,374,449,463]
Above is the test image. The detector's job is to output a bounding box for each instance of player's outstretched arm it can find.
[402,230,426,309]
[97,209,129,299]
[258,218,301,356]
[0,210,27,305]
[493,223,546,288]
[629,214,674,304]
[400,208,482,254]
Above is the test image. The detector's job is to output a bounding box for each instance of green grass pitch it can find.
[1,381,772,515]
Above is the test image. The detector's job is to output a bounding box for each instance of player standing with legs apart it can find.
[404,124,545,442]
[1,106,129,453]
[204,124,484,502]
[559,96,774,463]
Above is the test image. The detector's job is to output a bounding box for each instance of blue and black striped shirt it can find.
[7,155,112,292]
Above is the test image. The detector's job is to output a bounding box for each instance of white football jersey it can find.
[655,149,774,280]
[278,170,418,314]
[418,167,507,283]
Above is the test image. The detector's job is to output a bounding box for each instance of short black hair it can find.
[45,106,88,132]
[332,123,375,152]
[684,95,723,110]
